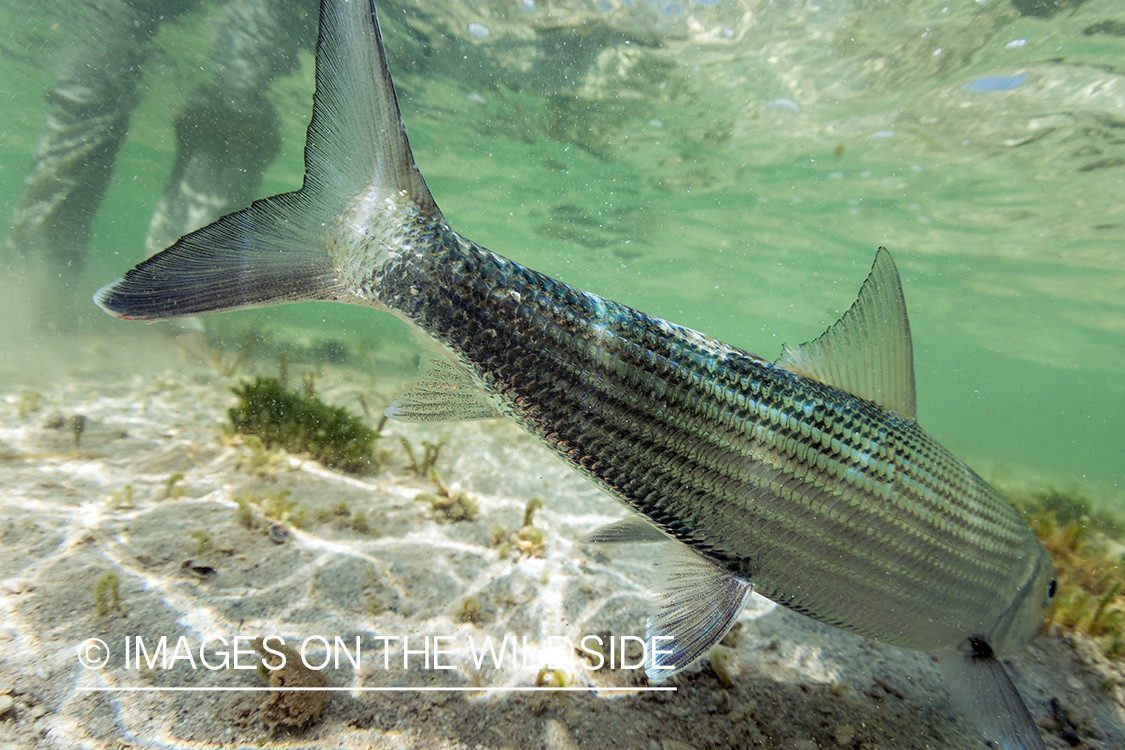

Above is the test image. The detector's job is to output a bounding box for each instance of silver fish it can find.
[95,0,1055,746]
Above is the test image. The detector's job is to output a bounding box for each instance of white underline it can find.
[75,686,674,692]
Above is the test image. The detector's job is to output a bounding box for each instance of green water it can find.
[2,0,1123,510]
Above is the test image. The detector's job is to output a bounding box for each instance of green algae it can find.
[17,392,43,416]
[534,666,568,688]
[350,511,371,534]
[493,496,548,559]
[93,572,122,617]
[106,484,135,509]
[162,472,185,500]
[311,498,376,534]
[233,489,307,531]
[522,496,544,528]
[235,496,255,529]
[415,487,479,522]
[415,465,479,522]
[1010,488,1125,659]
[229,376,377,473]
[400,436,447,477]
[316,499,353,523]
[458,595,481,623]
[188,530,212,555]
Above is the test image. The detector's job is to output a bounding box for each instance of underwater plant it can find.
[400,435,447,477]
[534,666,568,688]
[1011,489,1125,658]
[260,489,302,524]
[17,391,43,416]
[493,497,548,558]
[93,572,122,617]
[416,488,478,522]
[188,530,212,555]
[252,637,329,731]
[350,511,371,534]
[413,464,479,522]
[233,489,307,531]
[235,496,256,528]
[708,645,736,688]
[458,595,481,622]
[229,376,377,473]
[162,472,185,500]
[106,484,135,510]
[523,496,544,528]
[71,414,86,450]
[311,499,376,535]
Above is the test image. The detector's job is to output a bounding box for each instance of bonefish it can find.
[95,0,1055,747]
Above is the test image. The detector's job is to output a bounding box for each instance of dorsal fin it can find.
[776,248,916,419]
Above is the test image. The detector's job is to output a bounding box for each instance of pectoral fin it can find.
[581,516,669,544]
[937,639,1046,750]
[646,543,753,681]
[385,354,499,422]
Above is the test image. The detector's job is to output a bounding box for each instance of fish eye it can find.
[1048,579,1057,598]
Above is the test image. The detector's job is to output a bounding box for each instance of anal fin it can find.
[937,639,1046,750]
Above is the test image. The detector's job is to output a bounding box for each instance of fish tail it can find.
[94,0,437,320]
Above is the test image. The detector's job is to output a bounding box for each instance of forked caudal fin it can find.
[94,0,437,320]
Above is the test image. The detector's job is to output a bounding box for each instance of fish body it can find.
[349,209,1049,658]
[95,0,1054,747]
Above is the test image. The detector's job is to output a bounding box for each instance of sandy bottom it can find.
[0,325,1123,750]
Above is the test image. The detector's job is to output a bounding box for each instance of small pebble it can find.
[834,723,855,745]
[182,561,218,580]
[0,695,12,716]
[268,523,290,544]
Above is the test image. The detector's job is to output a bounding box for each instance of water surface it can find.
[2,0,1122,505]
